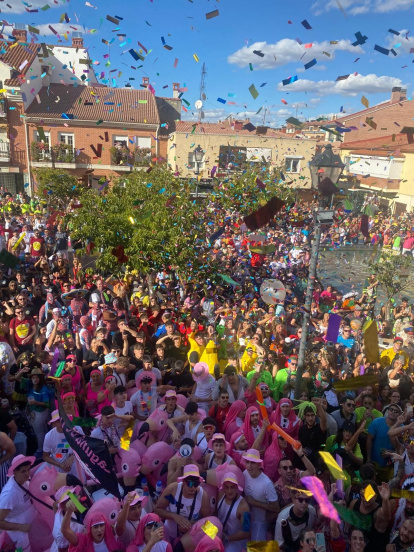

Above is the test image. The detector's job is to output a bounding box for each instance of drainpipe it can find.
[155,126,159,164]
[23,119,32,195]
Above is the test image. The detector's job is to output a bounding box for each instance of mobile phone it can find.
[316,533,326,552]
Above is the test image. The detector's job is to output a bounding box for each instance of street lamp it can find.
[294,144,345,399]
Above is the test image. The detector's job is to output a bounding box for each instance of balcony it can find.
[110,146,152,171]
[30,142,77,168]
[0,143,10,163]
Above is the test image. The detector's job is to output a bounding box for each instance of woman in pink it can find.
[228,430,249,470]
[84,370,105,417]
[63,355,85,395]
[270,398,301,440]
[61,505,119,552]
[222,400,246,441]
[97,375,116,414]
[126,513,173,552]
[194,535,224,552]
[263,430,294,481]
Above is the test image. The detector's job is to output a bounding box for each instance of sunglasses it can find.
[281,465,294,471]
[389,408,400,414]
[346,403,355,408]
[296,497,310,503]
[306,538,316,544]
[185,478,200,488]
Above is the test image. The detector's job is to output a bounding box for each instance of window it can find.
[286,128,295,133]
[188,151,205,171]
[309,126,314,131]
[35,131,50,146]
[218,145,247,169]
[136,136,151,149]
[41,65,50,76]
[59,133,74,148]
[285,157,300,173]
[113,136,128,147]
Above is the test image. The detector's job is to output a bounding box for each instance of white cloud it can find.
[312,0,414,15]
[227,39,363,70]
[384,29,413,56]
[34,23,87,37]
[276,73,405,96]
[0,0,60,14]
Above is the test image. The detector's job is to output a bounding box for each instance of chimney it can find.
[72,32,84,49]
[142,77,149,88]
[391,86,406,104]
[172,82,180,99]
[12,24,27,43]
[234,120,243,131]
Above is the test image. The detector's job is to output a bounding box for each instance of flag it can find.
[57,394,121,499]
[319,451,347,480]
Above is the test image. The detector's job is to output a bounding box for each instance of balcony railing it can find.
[0,143,10,161]
[30,142,77,164]
[110,146,152,168]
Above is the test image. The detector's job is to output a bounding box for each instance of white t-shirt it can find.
[130,388,158,417]
[243,470,278,522]
[43,426,84,475]
[114,401,133,435]
[135,367,162,384]
[0,477,37,524]
[51,510,84,552]
[94,541,110,552]
[194,375,216,412]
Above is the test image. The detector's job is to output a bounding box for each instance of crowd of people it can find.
[0,191,413,552]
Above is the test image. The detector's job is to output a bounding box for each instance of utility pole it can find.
[198,63,207,123]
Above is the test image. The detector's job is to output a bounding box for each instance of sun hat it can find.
[136,371,156,387]
[91,293,100,303]
[192,362,210,382]
[219,472,244,492]
[177,464,204,482]
[104,353,117,365]
[124,490,147,507]
[208,433,230,451]
[164,390,177,400]
[242,448,263,464]
[7,454,36,477]
[48,409,60,425]
[56,485,80,504]
[394,337,404,343]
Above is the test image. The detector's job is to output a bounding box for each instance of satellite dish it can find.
[202,92,206,100]
[200,110,205,119]
[195,100,203,109]
[260,279,286,305]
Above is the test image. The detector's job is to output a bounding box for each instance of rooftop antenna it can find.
[195,62,207,122]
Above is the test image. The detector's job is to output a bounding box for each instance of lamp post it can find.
[294,144,345,399]
[194,145,204,198]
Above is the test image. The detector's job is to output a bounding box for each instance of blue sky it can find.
[5,0,414,127]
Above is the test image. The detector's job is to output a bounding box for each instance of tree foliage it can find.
[68,166,294,278]
[33,168,83,208]
[369,252,414,304]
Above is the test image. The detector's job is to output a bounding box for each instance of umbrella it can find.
[260,279,286,305]
[61,288,89,299]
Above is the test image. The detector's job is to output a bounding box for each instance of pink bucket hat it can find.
[208,433,230,452]
[163,390,177,400]
[219,472,244,492]
[192,362,210,382]
[136,371,156,387]
[123,490,148,507]
[7,454,36,477]
[242,448,263,464]
[177,464,205,482]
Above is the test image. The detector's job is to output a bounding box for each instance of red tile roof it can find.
[0,41,39,85]
[334,100,393,122]
[174,120,291,137]
[355,176,400,190]
[341,133,414,156]
[25,84,160,125]
[348,148,405,158]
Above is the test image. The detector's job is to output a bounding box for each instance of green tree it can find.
[33,168,83,209]
[369,252,414,319]
[69,166,293,279]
